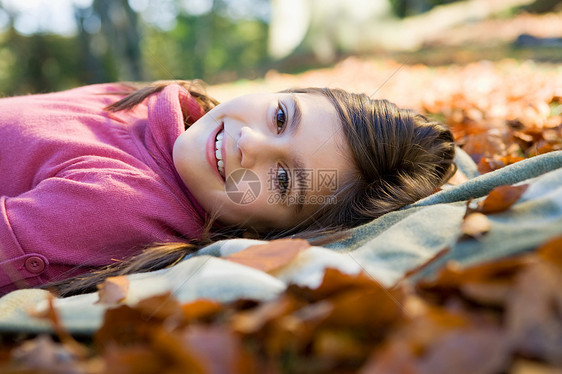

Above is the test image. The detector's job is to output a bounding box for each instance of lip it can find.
[206,122,225,182]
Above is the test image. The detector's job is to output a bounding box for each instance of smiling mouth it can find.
[215,128,225,179]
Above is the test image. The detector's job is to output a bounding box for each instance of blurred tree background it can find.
[0,0,270,95]
[0,0,560,96]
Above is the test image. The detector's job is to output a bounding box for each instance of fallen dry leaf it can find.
[401,247,450,280]
[11,335,80,373]
[181,299,223,322]
[476,184,529,214]
[28,294,89,359]
[536,236,562,269]
[178,325,258,374]
[287,267,377,302]
[226,238,310,273]
[96,275,129,305]
[505,260,562,365]
[461,212,491,238]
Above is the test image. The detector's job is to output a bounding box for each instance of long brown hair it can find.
[285,87,456,231]
[48,81,456,296]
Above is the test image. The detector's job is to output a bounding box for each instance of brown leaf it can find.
[102,344,175,374]
[226,238,310,273]
[461,212,490,238]
[178,325,257,374]
[360,340,418,374]
[462,132,506,164]
[181,299,223,322]
[231,294,302,335]
[401,247,450,281]
[505,260,562,365]
[322,286,406,333]
[459,282,512,307]
[96,276,129,305]
[416,255,530,306]
[95,294,183,349]
[287,267,377,302]
[11,335,81,373]
[416,325,509,374]
[134,293,183,321]
[313,329,369,361]
[477,157,506,173]
[95,305,154,348]
[476,184,529,214]
[148,328,209,374]
[29,294,88,359]
[509,359,562,374]
[536,236,562,269]
[270,300,334,355]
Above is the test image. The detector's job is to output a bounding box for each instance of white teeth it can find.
[215,129,225,179]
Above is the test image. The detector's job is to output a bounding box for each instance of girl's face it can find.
[173,92,352,231]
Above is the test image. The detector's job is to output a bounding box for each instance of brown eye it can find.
[277,165,290,197]
[276,104,286,133]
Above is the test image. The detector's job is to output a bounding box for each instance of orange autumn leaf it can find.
[416,255,530,307]
[313,329,369,361]
[178,325,258,374]
[103,344,182,374]
[477,184,529,214]
[288,267,377,302]
[322,286,405,332]
[226,238,310,273]
[96,276,129,305]
[134,293,184,321]
[536,236,562,269]
[182,299,223,322]
[477,157,506,173]
[231,294,304,336]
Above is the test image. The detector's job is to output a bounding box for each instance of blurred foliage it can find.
[0,0,270,96]
[389,0,461,18]
[388,0,562,18]
[142,12,268,83]
[0,30,86,95]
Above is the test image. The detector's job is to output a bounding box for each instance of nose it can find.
[237,126,283,169]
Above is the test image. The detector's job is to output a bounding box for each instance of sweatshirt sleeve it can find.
[0,160,186,291]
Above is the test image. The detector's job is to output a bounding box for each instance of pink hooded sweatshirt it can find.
[0,83,207,293]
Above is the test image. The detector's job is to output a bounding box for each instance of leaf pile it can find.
[420,62,562,174]
[2,236,561,374]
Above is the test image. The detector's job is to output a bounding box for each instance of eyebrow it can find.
[288,94,306,214]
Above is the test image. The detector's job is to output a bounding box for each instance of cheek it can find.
[172,133,190,177]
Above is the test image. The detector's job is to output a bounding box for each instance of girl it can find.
[0,80,456,295]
